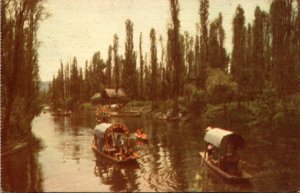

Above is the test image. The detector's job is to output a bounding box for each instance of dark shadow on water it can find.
[1,136,44,192]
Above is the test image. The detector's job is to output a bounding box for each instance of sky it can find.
[37,0,271,82]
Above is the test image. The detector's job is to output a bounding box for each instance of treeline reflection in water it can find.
[1,111,300,192]
[2,148,43,192]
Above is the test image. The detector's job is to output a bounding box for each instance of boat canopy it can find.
[104,123,129,137]
[94,123,129,137]
[94,123,112,136]
[204,128,245,149]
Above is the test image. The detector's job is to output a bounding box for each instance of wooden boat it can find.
[92,123,140,163]
[166,112,182,121]
[51,111,71,116]
[199,152,252,182]
[51,109,71,116]
[199,127,252,182]
[92,144,138,163]
[110,111,141,117]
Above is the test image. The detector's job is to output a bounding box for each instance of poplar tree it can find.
[70,57,80,105]
[113,34,120,93]
[208,14,227,70]
[252,6,265,93]
[2,0,46,142]
[194,35,200,76]
[150,28,158,108]
[123,19,138,98]
[166,29,174,99]
[231,5,246,104]
[270,0,296,95]
[184,32,195,77]
[106,45,113,88]
[139,32,144,99]
[294,0,300,89]
[244,23,254,97]
[169,0,182,116]
[198,0,209,88]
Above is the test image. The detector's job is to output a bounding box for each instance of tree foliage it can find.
[198,0,209,88]
[123,19,138,98]
[208,13,228,70]
[45,0,300,133]
[139,33,144,99]
[206,68,237,117]
[150,28,158,108]
[169,0,183,116]
[2,0,47,143]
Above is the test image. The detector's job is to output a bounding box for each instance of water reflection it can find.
[94,157,140,192]
[2,147,44,192]
[2,111,300,192]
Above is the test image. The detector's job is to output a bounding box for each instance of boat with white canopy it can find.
[199,127,252,182]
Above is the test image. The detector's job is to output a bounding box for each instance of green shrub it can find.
[253,81,278,129]
[81,102,93,111]
[254,82,300,131]
[273,97,300,131]
[9,97,36,140]
[126,100,150,107]
[202,102,255,129]
[182,84,207,115]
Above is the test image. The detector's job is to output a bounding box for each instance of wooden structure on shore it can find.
[91,88,129,105]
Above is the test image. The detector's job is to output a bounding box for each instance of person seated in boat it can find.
[207,143,214,158]
[114,135,124,150]
[115,135,126,159]
[104,135,114,153]
[136,128,142,135]
[210,148,220,166]
[116,146,125,160]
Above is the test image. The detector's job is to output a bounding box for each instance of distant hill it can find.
[39,81,51,92]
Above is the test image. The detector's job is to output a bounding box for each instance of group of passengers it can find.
[105,133,135,160]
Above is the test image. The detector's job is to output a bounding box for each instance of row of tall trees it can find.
[49,0,300,118]
[232,0,300,101]
[2,0,47,143]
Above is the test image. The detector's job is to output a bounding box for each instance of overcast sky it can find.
[37,0,271,82]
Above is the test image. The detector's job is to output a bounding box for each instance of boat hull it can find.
[92,144,138,164]
[199,152,252,182]
[110,112,141,117]
[51,112,71,116]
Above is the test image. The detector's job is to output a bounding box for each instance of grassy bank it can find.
[76,92,300,133]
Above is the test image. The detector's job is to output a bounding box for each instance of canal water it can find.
[2,110,300,192]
